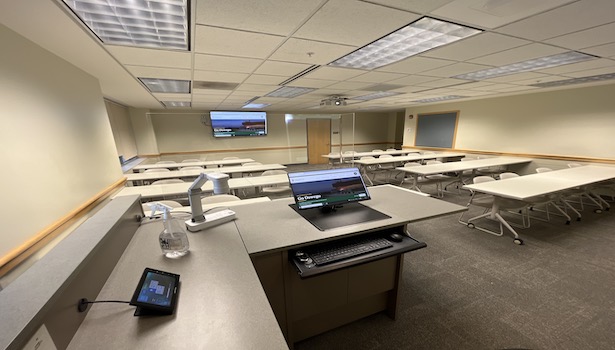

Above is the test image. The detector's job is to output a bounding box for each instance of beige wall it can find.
[106,100,138,161]
[403,83,615,160]
[144,111,401,163]
[0,25,123,260]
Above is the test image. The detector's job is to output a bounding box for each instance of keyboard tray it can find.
[290,226,426,278]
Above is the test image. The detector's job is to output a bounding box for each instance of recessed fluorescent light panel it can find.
[140,78,190,93]
[413,95,465,103]
[454,51,595,81]
[265,86,316,98]
[530,73,615,88]
[62,0,189,50]
[353,91,403,101]
[162,101,191,107]
[242,103,270,109]
[329,17,481,70]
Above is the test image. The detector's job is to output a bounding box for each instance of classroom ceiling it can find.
[3,0,615,113]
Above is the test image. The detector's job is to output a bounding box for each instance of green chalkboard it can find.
[415,111,458,149]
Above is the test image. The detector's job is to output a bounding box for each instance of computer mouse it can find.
[389,233,404,242]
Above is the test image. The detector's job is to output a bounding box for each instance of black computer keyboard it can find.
[306,236,393,265]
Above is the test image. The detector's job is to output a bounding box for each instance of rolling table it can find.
[397,157,532,193]
[131,158,255,172]
[125,164,286,185]
[462,165,615,244]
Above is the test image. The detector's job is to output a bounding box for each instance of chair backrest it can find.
[201,194,241,205]
[379,154,394,158]
[156,161,176,165]
[151,179,184,185]
[372,149,384,153]
[426,160,442,165]
[360,156,375,160]
[536,167,553,173]
[343,150,356,155]
[386,148,397,151]
[568,163,583,168]
[181,159,201,163]
[222,157,239,160]
[261,170,287,176]
[242,162,263,166]
[180,166,203,171]
[144,168,171,173]
[498,172,519,180]
[404,162,421,168]
[422,151,435,155]
[473,176,496,184]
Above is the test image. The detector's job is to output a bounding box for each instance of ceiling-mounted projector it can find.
[320,95,347,106]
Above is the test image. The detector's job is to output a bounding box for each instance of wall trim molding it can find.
[0,178,127,277]
[402,146,615,164]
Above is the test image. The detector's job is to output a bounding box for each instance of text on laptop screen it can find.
[288,168,370,210]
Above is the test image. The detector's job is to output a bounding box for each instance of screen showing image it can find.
[288,168,370,210]
[135,271,176,307]
[210,111,267,137]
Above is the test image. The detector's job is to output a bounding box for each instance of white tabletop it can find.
[131,158,255,171]
[323,149,419,159]
[125,164,286,183]
[463,165,615,200]
[114,174,290,200]
[353,152,466,166]
[396,157,532,176]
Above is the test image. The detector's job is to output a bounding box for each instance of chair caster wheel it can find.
[594,209,603,214]
[467,223,475,229]
[513,238,523,245]
[576,217,581,221]
[565,220,570,225]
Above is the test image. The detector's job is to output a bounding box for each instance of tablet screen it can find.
[130,268,180,315]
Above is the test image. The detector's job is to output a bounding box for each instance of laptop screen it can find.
[288,167,370,210]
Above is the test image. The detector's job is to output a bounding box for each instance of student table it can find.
[462,165,615,244]
[125,164,286,185]
[131,158,255,172]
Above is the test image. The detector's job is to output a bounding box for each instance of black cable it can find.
[77,298,131,312]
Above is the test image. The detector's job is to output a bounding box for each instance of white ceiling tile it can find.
[153,93,191,100]
[421,62,492,78]
[192,89,232,96]
[242,74,286,85]
[269,38,356,65]
[390,85,433,93]
[194,54,262,73]
[386,75,440,85]
[491,85,540,93]
[107,46,191,68]
[294,0,420,46]
[535,58,615,75]
[283,78,336,88]
[468,43,566,66]
[432,0,575,29]
[325,81,375,90]
[378,56,455,74]
[347,71,406,83]
[482,72,553,83]
[195,26,285,58]
[582,43,615,58]
[126,66,191,80]
[234,84,279,93]
[545,22,615,50]
[195,0,323,36]
[254,61,313,76]
[193,71,249,83]
[366,0,455,13]
[512,75,568,86]
[496,0,615,41]
[561,66,615,78]
[305,67,366,80]
[191,95,228,102]
[422,33,530,61]
[415,78,470,88]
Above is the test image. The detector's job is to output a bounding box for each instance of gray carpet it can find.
[288,166,615,350]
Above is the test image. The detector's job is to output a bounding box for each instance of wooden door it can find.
[307,119,331,164]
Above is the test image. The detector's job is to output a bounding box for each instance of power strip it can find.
[185,209,236,232]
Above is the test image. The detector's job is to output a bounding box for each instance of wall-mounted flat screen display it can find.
[210,111,267,137]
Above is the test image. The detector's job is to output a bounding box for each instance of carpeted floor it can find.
[287,165,615,350]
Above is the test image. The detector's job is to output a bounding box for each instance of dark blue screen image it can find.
[136,271,176,307]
